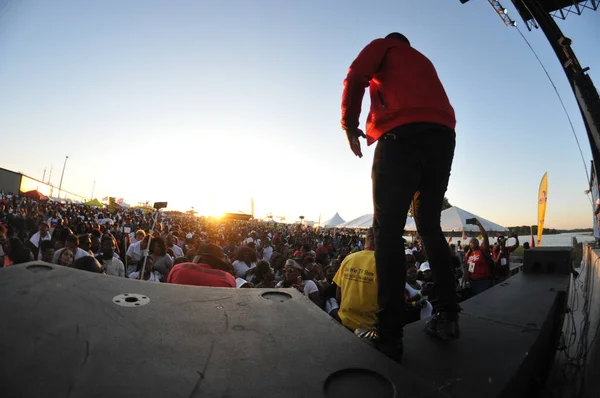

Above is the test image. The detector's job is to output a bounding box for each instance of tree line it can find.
[507,225,592,235]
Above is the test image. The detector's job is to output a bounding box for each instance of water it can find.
[513,232,594,247]
[404,232,594,247]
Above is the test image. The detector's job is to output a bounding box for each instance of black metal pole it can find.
[516,0,600,177]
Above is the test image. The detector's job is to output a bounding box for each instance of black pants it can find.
[372,123,458,340]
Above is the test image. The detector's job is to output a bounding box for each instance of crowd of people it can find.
[0,192,519,333]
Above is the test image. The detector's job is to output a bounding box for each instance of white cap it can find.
[419,262,431,272]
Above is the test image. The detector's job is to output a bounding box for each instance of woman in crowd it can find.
[149,236,173,281]
[232,246,258,279]
[275,259,321,307]
[405,264,433,324]
[2,237,34,266]
[57,247,75,267]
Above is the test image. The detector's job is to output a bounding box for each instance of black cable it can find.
[514,25,592,206]
[551,253,599,397]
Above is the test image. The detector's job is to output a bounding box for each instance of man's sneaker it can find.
[424,311,460,341]
[355,328,403,363]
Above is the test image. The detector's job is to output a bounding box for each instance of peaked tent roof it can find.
[439,206,507,232]
[338,214,415,230]
[85,198,104,207]
[338,214,373,229]
[336,207,506,233]
[322,212,345,228]
[22,190,48,200]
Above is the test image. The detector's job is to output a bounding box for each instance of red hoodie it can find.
[341,38,456,145]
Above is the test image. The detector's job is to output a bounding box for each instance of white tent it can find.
[338,214,415,230]
[48,196,66,204]
[338,214,373,228]
[322,212,345,228]
[436,206,507,232]
[338,206,506,233]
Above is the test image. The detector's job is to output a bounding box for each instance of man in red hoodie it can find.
[341,33,459,361]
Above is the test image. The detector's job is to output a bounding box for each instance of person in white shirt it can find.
[129,229,145,245]
[244,231,261,248]
[231,246,258,279]
[126,233,148,274]
[28,221,52,260]
[261,239,274,263]
[53,235,91,263]
[98,235,125,277]
[128,260,161,282]
[166,234,184,258]
[275,259,321,306]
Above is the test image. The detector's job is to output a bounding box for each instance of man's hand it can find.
[345,128,366,158]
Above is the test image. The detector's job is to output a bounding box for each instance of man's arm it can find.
[341,39,390,132]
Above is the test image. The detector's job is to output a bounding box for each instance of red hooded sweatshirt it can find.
[341,38,456,145]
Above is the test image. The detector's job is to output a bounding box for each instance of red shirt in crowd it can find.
[492,246,511,277]
[316,244,333,258]
[167,262,236,288]
[466,249,491,280]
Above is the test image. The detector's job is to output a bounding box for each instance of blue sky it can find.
[0,0,598,228]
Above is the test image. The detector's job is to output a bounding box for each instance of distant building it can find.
[221,212,253,221]
[0,167,86,202]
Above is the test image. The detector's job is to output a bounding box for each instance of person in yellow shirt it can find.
[333,228,378,332]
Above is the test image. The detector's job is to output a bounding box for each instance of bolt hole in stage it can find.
[324,368,395,398]
[112,294,150,307]
[26,264,53,273]
[261,291,292,302]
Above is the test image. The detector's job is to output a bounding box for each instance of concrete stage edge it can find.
[0,256,574,398]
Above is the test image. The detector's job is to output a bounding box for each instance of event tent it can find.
[438,206,507,232]
[336,206,506,233]
[337,214,373,228]
[337,214,415,230]
[322,213,345,228]
[85,198,104,207]
[22,190,48,200]
[48,196,66,203]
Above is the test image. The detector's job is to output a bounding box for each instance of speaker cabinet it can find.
[523,247,573,275]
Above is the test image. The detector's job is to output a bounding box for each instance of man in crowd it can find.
[167,243,236,288]
[126,230,148,274]
[28,221,51,260]
[53,234,92,262]
[166,234,184,258]
[333,227,378,333]
[341,32,459,361]
[98,235,125,277]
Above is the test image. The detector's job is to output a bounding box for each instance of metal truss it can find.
[488,0,517,26]
[551,0,598,20]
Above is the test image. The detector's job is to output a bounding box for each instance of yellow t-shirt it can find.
[333,250,378,331]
